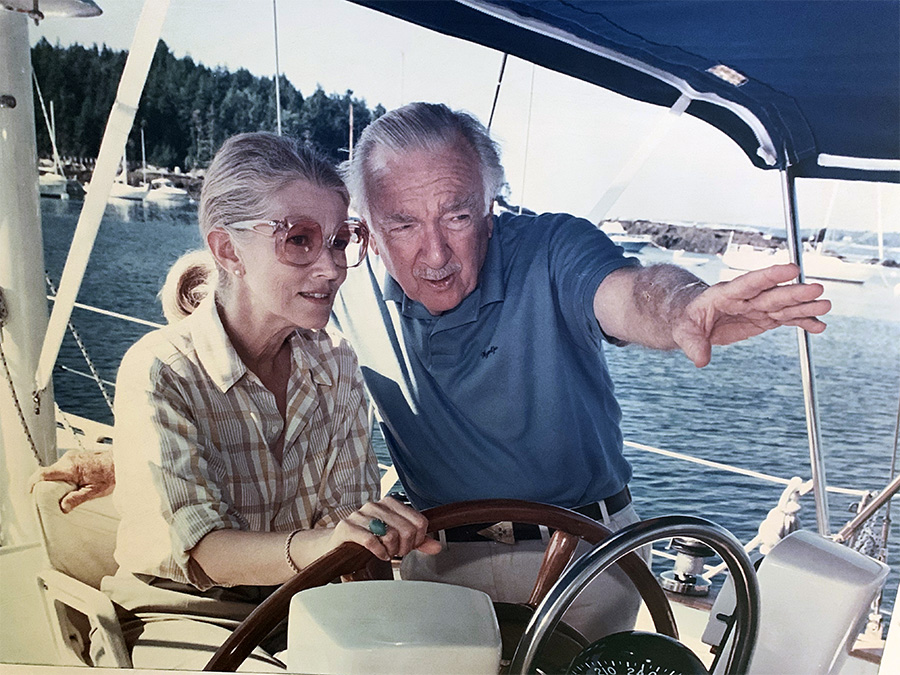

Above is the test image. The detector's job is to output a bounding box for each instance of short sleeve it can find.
[544,214,640,350]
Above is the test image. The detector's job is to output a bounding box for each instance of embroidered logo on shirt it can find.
[481,346,498,359]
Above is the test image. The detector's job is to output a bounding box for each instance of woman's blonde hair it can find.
[159,249,215,323]
[198,132,349,288]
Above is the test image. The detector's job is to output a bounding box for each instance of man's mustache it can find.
[417,261,462,281]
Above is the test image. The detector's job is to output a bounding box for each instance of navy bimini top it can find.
[333,210,640,510]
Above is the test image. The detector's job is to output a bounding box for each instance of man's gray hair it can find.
[341,102,505,220]
[199,132,348,288]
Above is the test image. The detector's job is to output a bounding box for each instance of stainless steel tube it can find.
[780,168,831,536]
[508,516,760,674]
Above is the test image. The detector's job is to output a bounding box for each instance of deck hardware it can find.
[0,94,15,108]
[659,537,715,596]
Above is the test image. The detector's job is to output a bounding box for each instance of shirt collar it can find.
[191,294,247,392]
[290,330,335,388]
[381,216,506,323]
[191,294,333,393]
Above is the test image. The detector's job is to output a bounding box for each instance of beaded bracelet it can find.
[284,528,302,574]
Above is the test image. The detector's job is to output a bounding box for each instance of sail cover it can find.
[349,0,899,183]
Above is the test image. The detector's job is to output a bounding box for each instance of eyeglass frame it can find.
[223,216,369,269]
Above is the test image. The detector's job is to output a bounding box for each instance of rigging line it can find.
[45,275,115,416]
[586,93,691,224]
[881,388,900,553]
[31,69,63,175]
[0,337,42,465]
[0,294,42,463]
[487,53,508,132]
[518,63,536,215]
[624,440,868,497]
[55,402,85,451]
[46,294,164,329]
[55,364,116,389]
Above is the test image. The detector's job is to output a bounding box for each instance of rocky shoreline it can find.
[617,219,781,255]
[615,219,898,267]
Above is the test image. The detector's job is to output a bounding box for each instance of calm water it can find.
[40,199,900,622]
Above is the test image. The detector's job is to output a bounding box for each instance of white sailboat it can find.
[2,1,899,674]
[599,220,654,253]
[33,78,68,199]
[107,152,149,201]
[721,232,876,285]
[143,176,190,204]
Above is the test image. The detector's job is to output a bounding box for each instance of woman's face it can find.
[237,179,349,331]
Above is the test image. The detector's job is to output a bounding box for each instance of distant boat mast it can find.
[272,0,282,136]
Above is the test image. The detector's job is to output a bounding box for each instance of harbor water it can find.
[40,198,900,624]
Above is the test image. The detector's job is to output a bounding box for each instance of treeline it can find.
[31,38,384,171]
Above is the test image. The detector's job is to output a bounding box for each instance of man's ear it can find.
[366,223,381,257]
[207,229,243,276]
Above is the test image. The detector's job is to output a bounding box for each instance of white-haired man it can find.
[332,102,829,637]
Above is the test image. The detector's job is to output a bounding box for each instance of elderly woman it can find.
[102,132,439,670]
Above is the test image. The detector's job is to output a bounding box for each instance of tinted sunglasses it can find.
[225,216,368,269]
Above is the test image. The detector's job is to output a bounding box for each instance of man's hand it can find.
[674,264,830,367]
[28,449,115,513]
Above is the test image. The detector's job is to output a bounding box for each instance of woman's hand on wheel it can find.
[332,496,442,561]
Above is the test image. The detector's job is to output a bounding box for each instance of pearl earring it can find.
[234,269,244,277]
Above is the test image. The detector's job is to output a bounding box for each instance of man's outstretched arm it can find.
[593,263,831,367]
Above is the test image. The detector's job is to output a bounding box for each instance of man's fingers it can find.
[28,465,75,491]
[767,299,832,323]
[719,264,801,300]
[782,316,829,333]
[59,487,96,514]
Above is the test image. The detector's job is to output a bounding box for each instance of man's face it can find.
[366,142,493,315]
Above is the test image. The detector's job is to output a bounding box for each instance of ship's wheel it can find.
[508,515,760,675]
[204,499,678,672]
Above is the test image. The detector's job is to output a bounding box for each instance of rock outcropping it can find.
[618,219,782,255]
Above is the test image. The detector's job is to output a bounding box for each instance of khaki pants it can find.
[400,503,649,642]
[101,572,286,671]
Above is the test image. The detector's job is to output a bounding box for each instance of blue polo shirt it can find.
[332,211,640,510]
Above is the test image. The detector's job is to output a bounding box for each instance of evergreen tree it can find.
[31,39,383,171]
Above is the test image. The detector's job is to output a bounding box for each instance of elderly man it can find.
[34,102,829,640]
[330,102,828,636]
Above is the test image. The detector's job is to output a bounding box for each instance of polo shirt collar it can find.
[192,294,333,393]
[381,220,506,325]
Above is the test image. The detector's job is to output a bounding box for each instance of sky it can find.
[30,0,900,233]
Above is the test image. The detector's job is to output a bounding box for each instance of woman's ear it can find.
[207,229,244,277]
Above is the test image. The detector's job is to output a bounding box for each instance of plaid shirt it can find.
[112,295,379,589]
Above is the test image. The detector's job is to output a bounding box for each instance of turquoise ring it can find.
[368,518,388,537]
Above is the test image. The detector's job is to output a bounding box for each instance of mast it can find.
[348,96,354,160]
[0,8,58,545]
[272,0,282,136]
[141,124,147,185]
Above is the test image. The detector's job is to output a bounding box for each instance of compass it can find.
[567,631,708,675]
